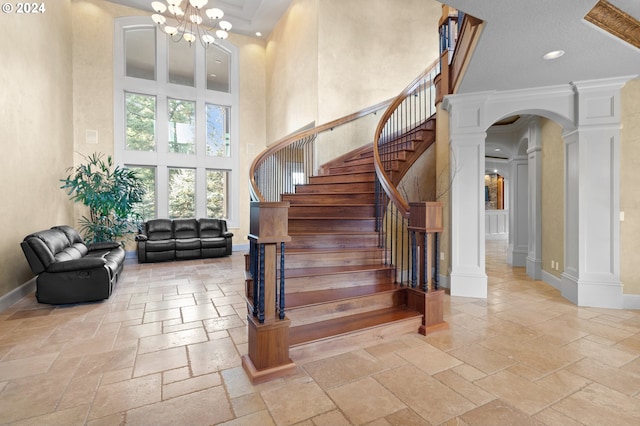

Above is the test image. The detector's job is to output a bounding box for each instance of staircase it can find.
[246,120,437,362]
[244,7,478,381]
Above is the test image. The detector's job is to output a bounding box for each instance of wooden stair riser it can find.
[288,218,376,233]
[327,163,375,174]
[310,172,375,184]
[289,204,376,218]
[287,233,379,249]
[280,249,385,268]
[284,268,394,293]
[286,291,405,327]
[294,182,373,194]
[377,150,409,162]
[338,156,374,167]
[289,316,423,362]
[282,192,375,204]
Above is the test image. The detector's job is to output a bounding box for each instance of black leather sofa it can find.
[20,225,125,304]
[135,218,233,263]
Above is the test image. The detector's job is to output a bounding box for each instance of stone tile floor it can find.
[0,240,639,425]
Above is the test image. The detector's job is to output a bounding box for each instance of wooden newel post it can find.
[242,202,296,383]
[407,202,448,335]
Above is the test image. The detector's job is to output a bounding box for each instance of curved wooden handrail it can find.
[249,97,394,202]
[373,58,440,218]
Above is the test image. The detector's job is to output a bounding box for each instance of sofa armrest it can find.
[46,257,106,273]
[88,241,121,251]
[223,232,234,238]
[135,234,148,242]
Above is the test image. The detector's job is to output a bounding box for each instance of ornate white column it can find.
[508,154,528,267]
[526,119,543,279]
[562,78,628,308]
[443,95,488,299]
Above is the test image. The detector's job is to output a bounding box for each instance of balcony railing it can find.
[249,99,392,203]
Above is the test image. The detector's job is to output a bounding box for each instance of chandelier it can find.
[151,0,232,47]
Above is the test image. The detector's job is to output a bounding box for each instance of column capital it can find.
[571,76,634,127]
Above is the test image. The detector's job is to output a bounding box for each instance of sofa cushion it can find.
[175,238,200,251]
[199,218,224,238]
[53,246,85,263]
[173,219,199,239]
[201,237,226,248]
[146,219,173,241]
[52,226,89,257]
[53,225,84,245]
[145,239,176,252]
[22,229,70,273]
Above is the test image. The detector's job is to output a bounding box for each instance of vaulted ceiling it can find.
[109,0,640,94]
[106,0,292,38]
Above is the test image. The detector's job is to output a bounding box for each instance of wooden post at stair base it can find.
[242,201,296,384]
[407,202,448,335]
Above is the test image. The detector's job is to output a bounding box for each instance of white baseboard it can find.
[437,274,450,289]
[541,269,561,291]
[0,278,36,312]
[623,293,640,310]
[485,233,508,241]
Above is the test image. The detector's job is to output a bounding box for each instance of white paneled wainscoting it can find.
[485,209,508,240]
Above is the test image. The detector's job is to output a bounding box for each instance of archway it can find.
[442,77,629,308]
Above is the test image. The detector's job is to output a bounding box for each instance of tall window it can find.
[114,17,239,226]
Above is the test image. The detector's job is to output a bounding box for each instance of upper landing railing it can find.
[249,99,393,203]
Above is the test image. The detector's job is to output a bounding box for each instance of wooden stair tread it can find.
[289,203,374,207]
[286,191,376,195]
[289,306,421,346]
[288,216,375,220]
[288,230,377,235]
[283,247,384,254]
[286,283,398,308]
[283,264,393,278]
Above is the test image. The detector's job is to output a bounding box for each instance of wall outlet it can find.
[551,260,555,269]
[440,252,445,260]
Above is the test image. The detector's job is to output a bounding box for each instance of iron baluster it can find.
[434,232,440,290]
[279,242,286,320]
[423,232,428,292]
[411,230,417,288]
[258,243,265,323]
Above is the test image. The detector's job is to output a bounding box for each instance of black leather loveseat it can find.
[20,225,125,304]
[136,218,233,263]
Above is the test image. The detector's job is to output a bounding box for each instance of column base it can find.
[406,288,449,335]
[241,355,296,385]
[526,256,542,280]
[243,315,296,384]
[508,247,527,267]
[450,271,487,298]
[561,273,623,309]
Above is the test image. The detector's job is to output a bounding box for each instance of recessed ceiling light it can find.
[495,148,501,152]
[543,50,565,60]
[210,73,217,78]
[494,169,498,173]
[255,31,262,37]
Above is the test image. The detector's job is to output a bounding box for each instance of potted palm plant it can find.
[60,153,145,244]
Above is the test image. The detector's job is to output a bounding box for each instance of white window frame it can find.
[113,16,240,227]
